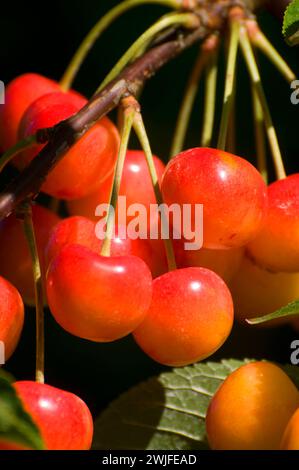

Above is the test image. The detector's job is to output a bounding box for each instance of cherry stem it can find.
[201,45,219,147]
[0,136,37,173]
[251,83,268,183]
[217,19,240,150]
[100,101,135,257]
[60,0,181,91]
[21,202,45,384]
[96,12,199,93]
[133,110,177,271]
[239,25,286,180]
[246,20,296,84]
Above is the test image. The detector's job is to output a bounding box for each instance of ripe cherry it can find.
[248,174,299,273]
[67,149,165,229]
[230,253,299,324]
[281,408,299,450]
[0,276,24,360]
[14,381,93,450]
[46,244,153,342]
[161,148,267,249]
[133,267,234,367]
[206,361,299,450]
[174,239,243,284]
[0,73,60,151]
[0,204,60,305]
[17,92,120,199]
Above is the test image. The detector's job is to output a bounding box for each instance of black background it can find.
[0,0,299,420]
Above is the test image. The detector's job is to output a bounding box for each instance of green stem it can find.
[226,86,236,154]
[100,105,135,257]
[0,135,37,173]
[170,46,208,157]
[201,48,218,147]
[96,12,198,93]
[22,202,44,384]
[217,20,240,150]
[133,112,177,271]
[251,84,268,183]
[60,0,181,91]
[246,20,296,84]
[239,25,286,180]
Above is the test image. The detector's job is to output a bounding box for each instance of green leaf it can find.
[0,371,44,450]
[283,0,299,46]
[247,299,299,325]
[93,359,255,450]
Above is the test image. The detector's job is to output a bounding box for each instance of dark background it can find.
[0,1,299,418]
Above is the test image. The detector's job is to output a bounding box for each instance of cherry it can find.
[67,149,165,229]
[230,253,299,325]
[161,148,268,249]
[247,174,299,273]
[0,74,60,151]
[174,239,243,284]
[133,267,233,367]
[0,276,24,360]
[14,381,93,450]
[206,361,299,450]
[0,204,60,305]
[45,215,162,278]
[46,244,153,342]
[17,92,120,199]
[281,408,299,450]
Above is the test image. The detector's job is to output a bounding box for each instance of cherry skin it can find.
[0,276,24,360]
[133,267,234,367]
[67,149,165,229]
[0,73,60,151]
[161,148,268,250]
[0,204,60,305]
[206,361,299,450]
[248,174,299,273]
[17,92,120,199]
[14,381,93,450]
[174,239,243,284]
[281,408,299,450]
[45,215,162,277]
[46,244,153,342]
[230,253,299,325]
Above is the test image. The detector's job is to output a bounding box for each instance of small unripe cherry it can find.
[46,244,153,342]
[17,92,120,199]
[0,276,24,360]
[14,381,93,450]
[280,408,299,450]
[133,267,234,366]
[161,148,268,249]
[0,204,60,305]
[0,73,60,151]
[206,361,299,450]
[248,174,299,273]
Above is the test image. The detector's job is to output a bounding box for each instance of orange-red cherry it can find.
[133,267,234,366]
[161,148,267,249]
[14,381,93,450]
[0,276,24,360]
[46,244,153,342]
[17,92,119,199]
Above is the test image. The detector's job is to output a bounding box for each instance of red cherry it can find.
[46,244,153,342]
[0,74,60,151]
[17,92,120,199]
[174,238,243,284]
[0,276,24,360]
[247,174,299,273]
[161,148,268,249]
[14,381,93,450]
[133,267,234,366]
[0,204,60,305]
[67,149,165,229]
